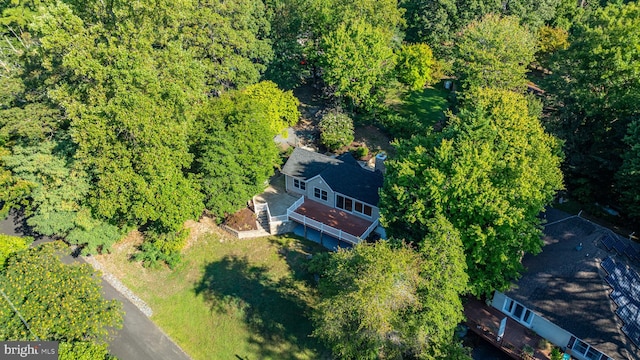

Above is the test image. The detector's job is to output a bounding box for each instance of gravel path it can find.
[83,255,153,317]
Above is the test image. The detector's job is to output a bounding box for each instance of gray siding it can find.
[285,174,380,222]
[306,177,335,207]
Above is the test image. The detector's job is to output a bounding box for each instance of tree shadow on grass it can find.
[194,255,323,359]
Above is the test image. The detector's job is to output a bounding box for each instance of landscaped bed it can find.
[94,226,329,360]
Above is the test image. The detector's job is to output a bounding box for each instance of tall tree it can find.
[545,1,640,206]
[320,20,396,110]
[454,14,537,91]
[380,88,563,296]
[395,43,437,90]
[0,243,122,344]
[193,91,281,219]
[29,1,205,234]
[241,81,300,135]
[616,119,640,219]
[311,239,469,359]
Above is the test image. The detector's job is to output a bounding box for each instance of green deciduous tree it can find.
[311,239,469,359]
[58,342,115,360]
[320,20,396,110]
[0,234,31,268]
[616,119,640,219]
[2,142,122,254]
[545,1,640,207]
[242,81,300,135]
[319,109,354,151]
[454,14,537,91]
[380,88,563,296]
[28,1,205,234]
[193,92,281,219]
[0,242,122,343]
[395,43,436,90]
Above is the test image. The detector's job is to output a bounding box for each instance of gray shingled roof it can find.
[506,210,639,360]
[281,147,383,205]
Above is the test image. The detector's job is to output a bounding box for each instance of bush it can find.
[319,110,354,151]
[133,229,189,269]
[354,145,369,159]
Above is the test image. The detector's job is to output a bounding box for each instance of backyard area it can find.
[93,225,329,360]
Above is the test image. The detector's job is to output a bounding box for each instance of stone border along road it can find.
[83,255,153,317]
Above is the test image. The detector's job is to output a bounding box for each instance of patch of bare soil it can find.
[93,230,145,280]
[224,207,258,231]
[354,125,395,156]
[183,216,223,249]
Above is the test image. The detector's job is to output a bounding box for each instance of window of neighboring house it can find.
[572,339,589,356]
[293,178,306,191]
[586,347,603,360]
[503,298,534,326]
[314,188,328,201]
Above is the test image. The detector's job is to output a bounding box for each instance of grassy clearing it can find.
[380,83,451,139]
[96,229,329,360]
[399,86,450,126]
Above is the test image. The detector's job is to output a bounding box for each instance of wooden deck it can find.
[464,298,552,360]
[293,200,373,237]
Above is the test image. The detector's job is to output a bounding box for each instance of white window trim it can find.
[335,194,374,218]
[503,298,534,327]
[313,187,328,202]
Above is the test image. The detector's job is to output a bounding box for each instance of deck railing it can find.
[288,211,364,245]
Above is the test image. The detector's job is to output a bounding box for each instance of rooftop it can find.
[506,210,639,360]
[281,147,383,205]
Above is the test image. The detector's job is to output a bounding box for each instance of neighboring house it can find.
[278,147,385,248]
[490,211,640,360]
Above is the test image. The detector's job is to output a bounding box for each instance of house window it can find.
[337,195,353,211]
[363,205,372,216]
[336,195,374,217]
[293,179,306,191]
[314,188,328,201]
[572,339,589,356]
[503,298,534,326]
[354,202,373,217]
[586,348,603,360]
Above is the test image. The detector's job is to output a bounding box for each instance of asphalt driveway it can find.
[0,214,191,360]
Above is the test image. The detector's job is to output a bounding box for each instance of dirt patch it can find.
[183,216,224,249]
[223,207,257,231]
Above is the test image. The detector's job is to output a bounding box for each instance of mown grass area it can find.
[381,83,451,138]
[399,85,450,124]
[97,230,329,360]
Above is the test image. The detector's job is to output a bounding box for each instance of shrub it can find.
[319,110,354,151]
[550,347,563,360]
[133,229,189,269]
[354,145,369,159]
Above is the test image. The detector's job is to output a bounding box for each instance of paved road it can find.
[1,214,191,360]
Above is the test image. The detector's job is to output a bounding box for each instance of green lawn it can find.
[400,86,450,124]
[102,232,329,360]
[382,84,451,138]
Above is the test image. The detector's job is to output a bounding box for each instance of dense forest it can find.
[1,0,639,358]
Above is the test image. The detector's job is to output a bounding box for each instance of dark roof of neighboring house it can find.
[281,147,384,205]
[506,210,639,360]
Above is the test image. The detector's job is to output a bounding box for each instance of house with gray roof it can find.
[490,211,640,360]
[275,147,385,247]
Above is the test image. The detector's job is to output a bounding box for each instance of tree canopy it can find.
[380,88,563,296]
[311,238,468,359]
[454,14,537,91]
[545,1,640,210]
[0,243,122,343]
